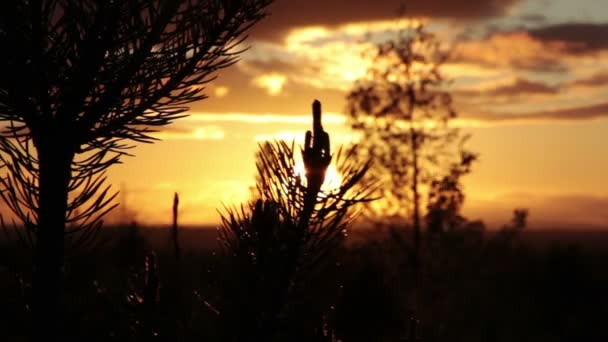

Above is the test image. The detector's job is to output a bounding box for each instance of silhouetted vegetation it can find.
[0,0,270,338]
[217,101,374,341]
[2,220,608,341]
[0,3,604,341]
[346,23,477,266]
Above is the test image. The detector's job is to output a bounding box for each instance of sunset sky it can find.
[106,0,608,229]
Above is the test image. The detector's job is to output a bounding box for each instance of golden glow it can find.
[193,126,225,140]
[254,130,301,142]
[95,14,608,228]
[441,63,506,79]
[293,161,343,193]
[323,164,344,192]
[277,18,431,91]
[253,73,288,95]
[285,26,331,48]
[285,18,427,48]
[184,112,347,124]
[214,86,229,98]
[340,18,428,36]
[283,26,374,90]
[152,125,225,141]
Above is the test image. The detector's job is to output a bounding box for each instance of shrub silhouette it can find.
[0,0,271,337]
[218,100,375,341]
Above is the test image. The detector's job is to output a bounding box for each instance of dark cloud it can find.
[474,102,608,122]
[528,23,608,54]
[570,71,608,87]
[454,71,608,101]
[458,78,558,97]
[495,78,557,95]
[452,22,608,72]
[252,0,521,41]
[508,55,567,73]
[519,14,546,23]
[452,51,567,73]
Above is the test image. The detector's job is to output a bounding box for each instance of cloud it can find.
[519,13,546,23]
[453,22,608,72]
[466,101,608,123]
[499,79,557,95]
[252,72,288,95]
[153,124,225,141]
[188,60,348,114]
[569,71,608,87]
[196,16,608,127]
[458,77,559,97]
[528,23,608,54]
[453,31,569,72]
[254,130,303,142]
[185,112,346,124]
[252,0,521,41]
[241,26,375,92]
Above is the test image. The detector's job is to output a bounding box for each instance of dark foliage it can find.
[0,0,271,338]
[346,22,477,262]
[1,225,607,341]
[218,100,375,341]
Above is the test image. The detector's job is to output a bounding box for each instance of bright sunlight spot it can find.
[294,161,343,192]
[253,73,288,95]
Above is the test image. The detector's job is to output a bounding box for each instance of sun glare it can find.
[294,161,343,192]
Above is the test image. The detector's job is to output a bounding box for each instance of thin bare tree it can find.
[346,23,476,269]
[0,0,271,338]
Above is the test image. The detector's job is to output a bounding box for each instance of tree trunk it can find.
[410,125,421,275]
[31,143,72,340]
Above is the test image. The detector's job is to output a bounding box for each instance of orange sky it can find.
[106,0,608,229]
